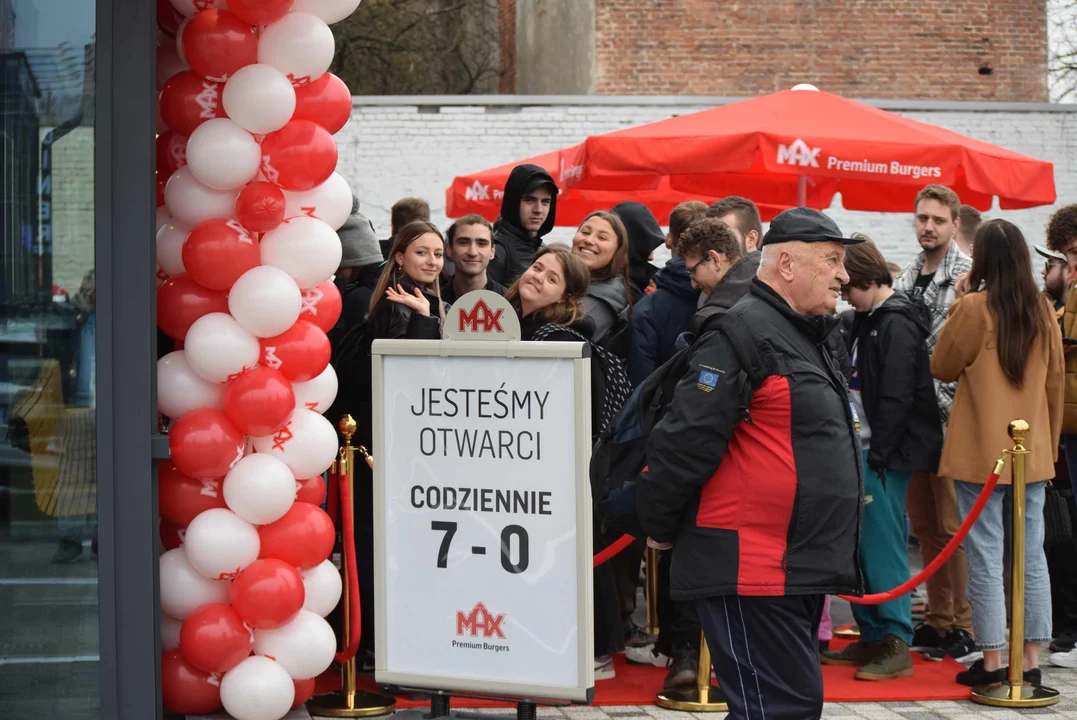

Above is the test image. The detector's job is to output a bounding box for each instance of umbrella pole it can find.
[796,175,807,207]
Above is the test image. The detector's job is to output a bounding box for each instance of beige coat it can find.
[931,292,1063,485]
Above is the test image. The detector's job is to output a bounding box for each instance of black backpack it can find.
[530,323,632,438]
[590,312,769,535]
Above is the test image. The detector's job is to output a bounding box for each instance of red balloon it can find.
[235,181,286,233]
[156,130,188,174]
[160,517,187,551]
[157,273,229,340]
[293,73,352,135]
[159,70,227,136]
[182,219,261,291]
[157,0,184,37]
[258,502,335,569]
[292,677,316,709]
[180,603,254,674]
[223,367,296,436]
[260,120,338,191]
[156,172,169,208]
[169,409,246,480]
[229,558,306,629]
[228,0,294,26]
[295,476,326,506]
[299,280,343,334]
[159,461,226,527]
[161,648,223,715]
[181,10,258,82]
[260,320,331,382]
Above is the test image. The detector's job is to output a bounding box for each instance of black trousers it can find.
[696,594,825,720]
[656,548,701,654]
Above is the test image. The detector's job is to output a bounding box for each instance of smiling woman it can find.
[571,211,632,354]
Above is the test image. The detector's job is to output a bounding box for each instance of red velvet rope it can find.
[593,533,635,567]
[333,469,362,663]
[840,460,1003,605]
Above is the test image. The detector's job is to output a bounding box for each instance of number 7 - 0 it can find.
[430,520,530,574]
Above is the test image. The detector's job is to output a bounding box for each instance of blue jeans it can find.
[955,480,1052,649]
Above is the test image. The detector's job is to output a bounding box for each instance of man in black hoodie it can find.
[486,164,558,286]
[612,201,667,299]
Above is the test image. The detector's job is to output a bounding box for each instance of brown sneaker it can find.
[855,634,914,681]
[820,640,883,667]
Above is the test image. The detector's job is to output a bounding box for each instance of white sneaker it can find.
[595,654,616,680]
[1049,648,1077,668]
[624,644,671,667]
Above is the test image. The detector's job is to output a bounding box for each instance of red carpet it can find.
[341,640,970,707]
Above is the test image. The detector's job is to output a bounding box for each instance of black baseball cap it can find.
[762,207,862,247]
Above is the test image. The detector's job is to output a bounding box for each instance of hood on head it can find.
[612,201,666,294]
[500,164,558,239]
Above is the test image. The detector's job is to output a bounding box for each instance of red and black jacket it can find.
[637,279,864,599]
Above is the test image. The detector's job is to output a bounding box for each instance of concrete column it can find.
[514,0,595,94]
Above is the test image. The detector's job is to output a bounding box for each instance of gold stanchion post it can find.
[655,631,728,712]
[971,420,1060,709]
[645,546,660,635]
[306,416,397,718]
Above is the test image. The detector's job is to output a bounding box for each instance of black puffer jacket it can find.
[581,275,631,354]
[487,165,558,286]
[367,276,443,340]
[637,278,863,599]
[850,291,943,473]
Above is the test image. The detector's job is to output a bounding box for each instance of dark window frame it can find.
[95,0,160,717]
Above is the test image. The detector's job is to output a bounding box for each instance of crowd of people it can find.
[327,168,1077,720]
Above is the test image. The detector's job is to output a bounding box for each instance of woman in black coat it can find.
[368,220,448,340]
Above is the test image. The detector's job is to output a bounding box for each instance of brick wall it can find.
[336,100,1077,273]
[587,0,1047,101]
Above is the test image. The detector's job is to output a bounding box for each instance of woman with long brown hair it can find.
[571,211,632,355]
[932,218,1063,686]
[368,220,447,340]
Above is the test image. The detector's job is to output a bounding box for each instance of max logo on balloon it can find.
[456,602,506,639]
[459,300,504,333]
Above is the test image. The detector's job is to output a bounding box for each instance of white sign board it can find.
[372,337,594,703]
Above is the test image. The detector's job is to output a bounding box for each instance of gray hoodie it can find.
[581,275,630,344]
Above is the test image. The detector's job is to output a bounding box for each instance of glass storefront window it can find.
[0,1,98,718]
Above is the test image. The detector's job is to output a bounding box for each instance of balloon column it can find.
[155,1,359,718]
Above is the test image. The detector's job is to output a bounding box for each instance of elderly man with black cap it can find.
[636,208,865,720]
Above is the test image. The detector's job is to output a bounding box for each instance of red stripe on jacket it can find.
[695,375,797,595]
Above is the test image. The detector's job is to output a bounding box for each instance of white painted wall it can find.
[335,100,1077,273]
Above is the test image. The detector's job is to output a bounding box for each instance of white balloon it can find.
[282,173,352,230]
[260,216,342,288]
[300,560,342,617]
[223,64,297,135]
[185,313,261,384]
[185,119,261,191]
[258,13,335,87]
[155,221,189,277]
[228,266,303,338]
[251,409,338,478]
[156,206,173,233]
[291,364,337,414]
[164,167,239,227]
[223,454,297,525]
[159,547,231,619]
[184,508,260,581]
[252,609,336,680]
[220,656,295,720]
[157,351,225,418]
[161,613,183,651]
[290,0,362,25]
[170,0,226,17]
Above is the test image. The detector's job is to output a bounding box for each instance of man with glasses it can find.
[1036,245,1070,312]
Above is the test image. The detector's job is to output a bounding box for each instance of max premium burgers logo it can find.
[452,602,509,653]
[776,138,943,180]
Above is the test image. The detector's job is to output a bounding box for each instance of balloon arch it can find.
[153,1,360,718]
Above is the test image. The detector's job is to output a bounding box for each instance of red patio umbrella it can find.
[446,150,791,226]
[555,87,1056,213]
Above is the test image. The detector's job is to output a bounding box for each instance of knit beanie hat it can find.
[338,211,383,268]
